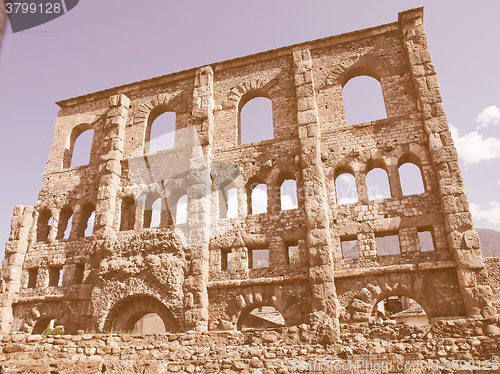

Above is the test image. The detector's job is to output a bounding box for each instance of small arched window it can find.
[239,94,273,145]
[63,124,94,168]
[342,75,387,125]
[57,206,73,240]
[143,194,164,229]
[334,168,358,205]
[76,203,95,237]
[398,162,425,196]
[247,180,267,215]
[366,166,391,200]
[37,209,52,242]
[120,196,136,231]
[219,183,238,219]
[280,179,298,211]
[146,110,176,153]
[175,195,188,224]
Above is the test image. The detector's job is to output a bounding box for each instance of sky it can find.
[0,0,499,253]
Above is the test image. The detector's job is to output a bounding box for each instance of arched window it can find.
[334,168,358,204]
[372,296,428,326]
[57,206,73,240]
[280,179,298,210]
[239,94,273,145]
[120,196,136,231]
[75,203,95,237]
[63,124,94,168]
[247,181,267,215]
[366,165,391,200]
[143,194,164,229]
[399,162,425,196]
[219,183,238,219]
[342,75,387,125]
[37,208,52,242]
[146,110,176,153]
[175,195,188,224]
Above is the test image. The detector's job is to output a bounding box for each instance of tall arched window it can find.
[143,194,163,229]
[399,162,425,196]
[239,94,273,145]
[75,203,95,237]
[120,196,136,231]
[334,167,358,205]
[342,75,387,125]
[175,195,188,224]
[37,209,52,242]
[247,180,267,215]
[57,206,73,240]
[366,167,391,200]
[219,183,238,219]
[146,110,176,153]
[63,124,94,168]
[280,179,298,211]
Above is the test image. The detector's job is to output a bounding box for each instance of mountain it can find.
[477,228,500,258]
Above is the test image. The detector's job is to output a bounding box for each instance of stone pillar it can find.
[0,206,35,332]
[94,94,130,239]
[293,49,339,341]
[399,8,495,317]
[182,66,215,332]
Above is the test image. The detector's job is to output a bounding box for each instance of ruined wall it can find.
[0,7,496,339]
[0,320,499,373]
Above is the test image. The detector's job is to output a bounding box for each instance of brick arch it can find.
[133,92,185,127]
[234,287,302,330]
[24,302,76,334]
[344,273,461,323]
[224,77,279,110]
[324,53,397,88]
[104,295,178,333]
[63,123,94,169]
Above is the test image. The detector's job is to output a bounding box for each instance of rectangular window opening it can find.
[418,229,435,252]
[221,250,232,271]
[341,237,359,259]
[249,248,269,269]
[49,267,62,287]
[287,244,299,265]
[375,232,400,256]
[28,268,38,289]
[74,263,85,284]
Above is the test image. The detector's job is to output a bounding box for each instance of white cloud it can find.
[476,105,500,129]
[281,195,297,210]
[337,174,355,185]
[470,201,500,225]
[449,125,500,165]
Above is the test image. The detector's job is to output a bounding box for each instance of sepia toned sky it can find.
[0,0,499,253]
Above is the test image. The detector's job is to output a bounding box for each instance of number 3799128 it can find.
[5,2,62,14]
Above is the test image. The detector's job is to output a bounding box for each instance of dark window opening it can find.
[48,267,62,287]
[221,249,232,271]
[37,209,52,242]
[28,268,38,289]
[74,264,85,284]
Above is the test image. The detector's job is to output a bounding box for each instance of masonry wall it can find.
[0,8,496,339]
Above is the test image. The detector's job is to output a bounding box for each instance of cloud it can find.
[470,201,500,225]
[449,125,500,165]
[251,186,267,214]
[476,105,500,129]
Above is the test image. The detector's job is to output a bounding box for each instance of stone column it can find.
[293,49,339,341]
[0,206,35,332]
[94,94,130,239]
[182,66,215,332]
[399,8,495,317]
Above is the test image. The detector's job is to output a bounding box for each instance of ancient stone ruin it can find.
[0,7,497,347]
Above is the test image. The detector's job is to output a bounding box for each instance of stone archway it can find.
[104,295,178,333]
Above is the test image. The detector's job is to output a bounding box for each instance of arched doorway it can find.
[371,296,428,326]
[104,295,177,333]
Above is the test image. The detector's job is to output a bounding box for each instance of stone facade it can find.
[0,7,497,342]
